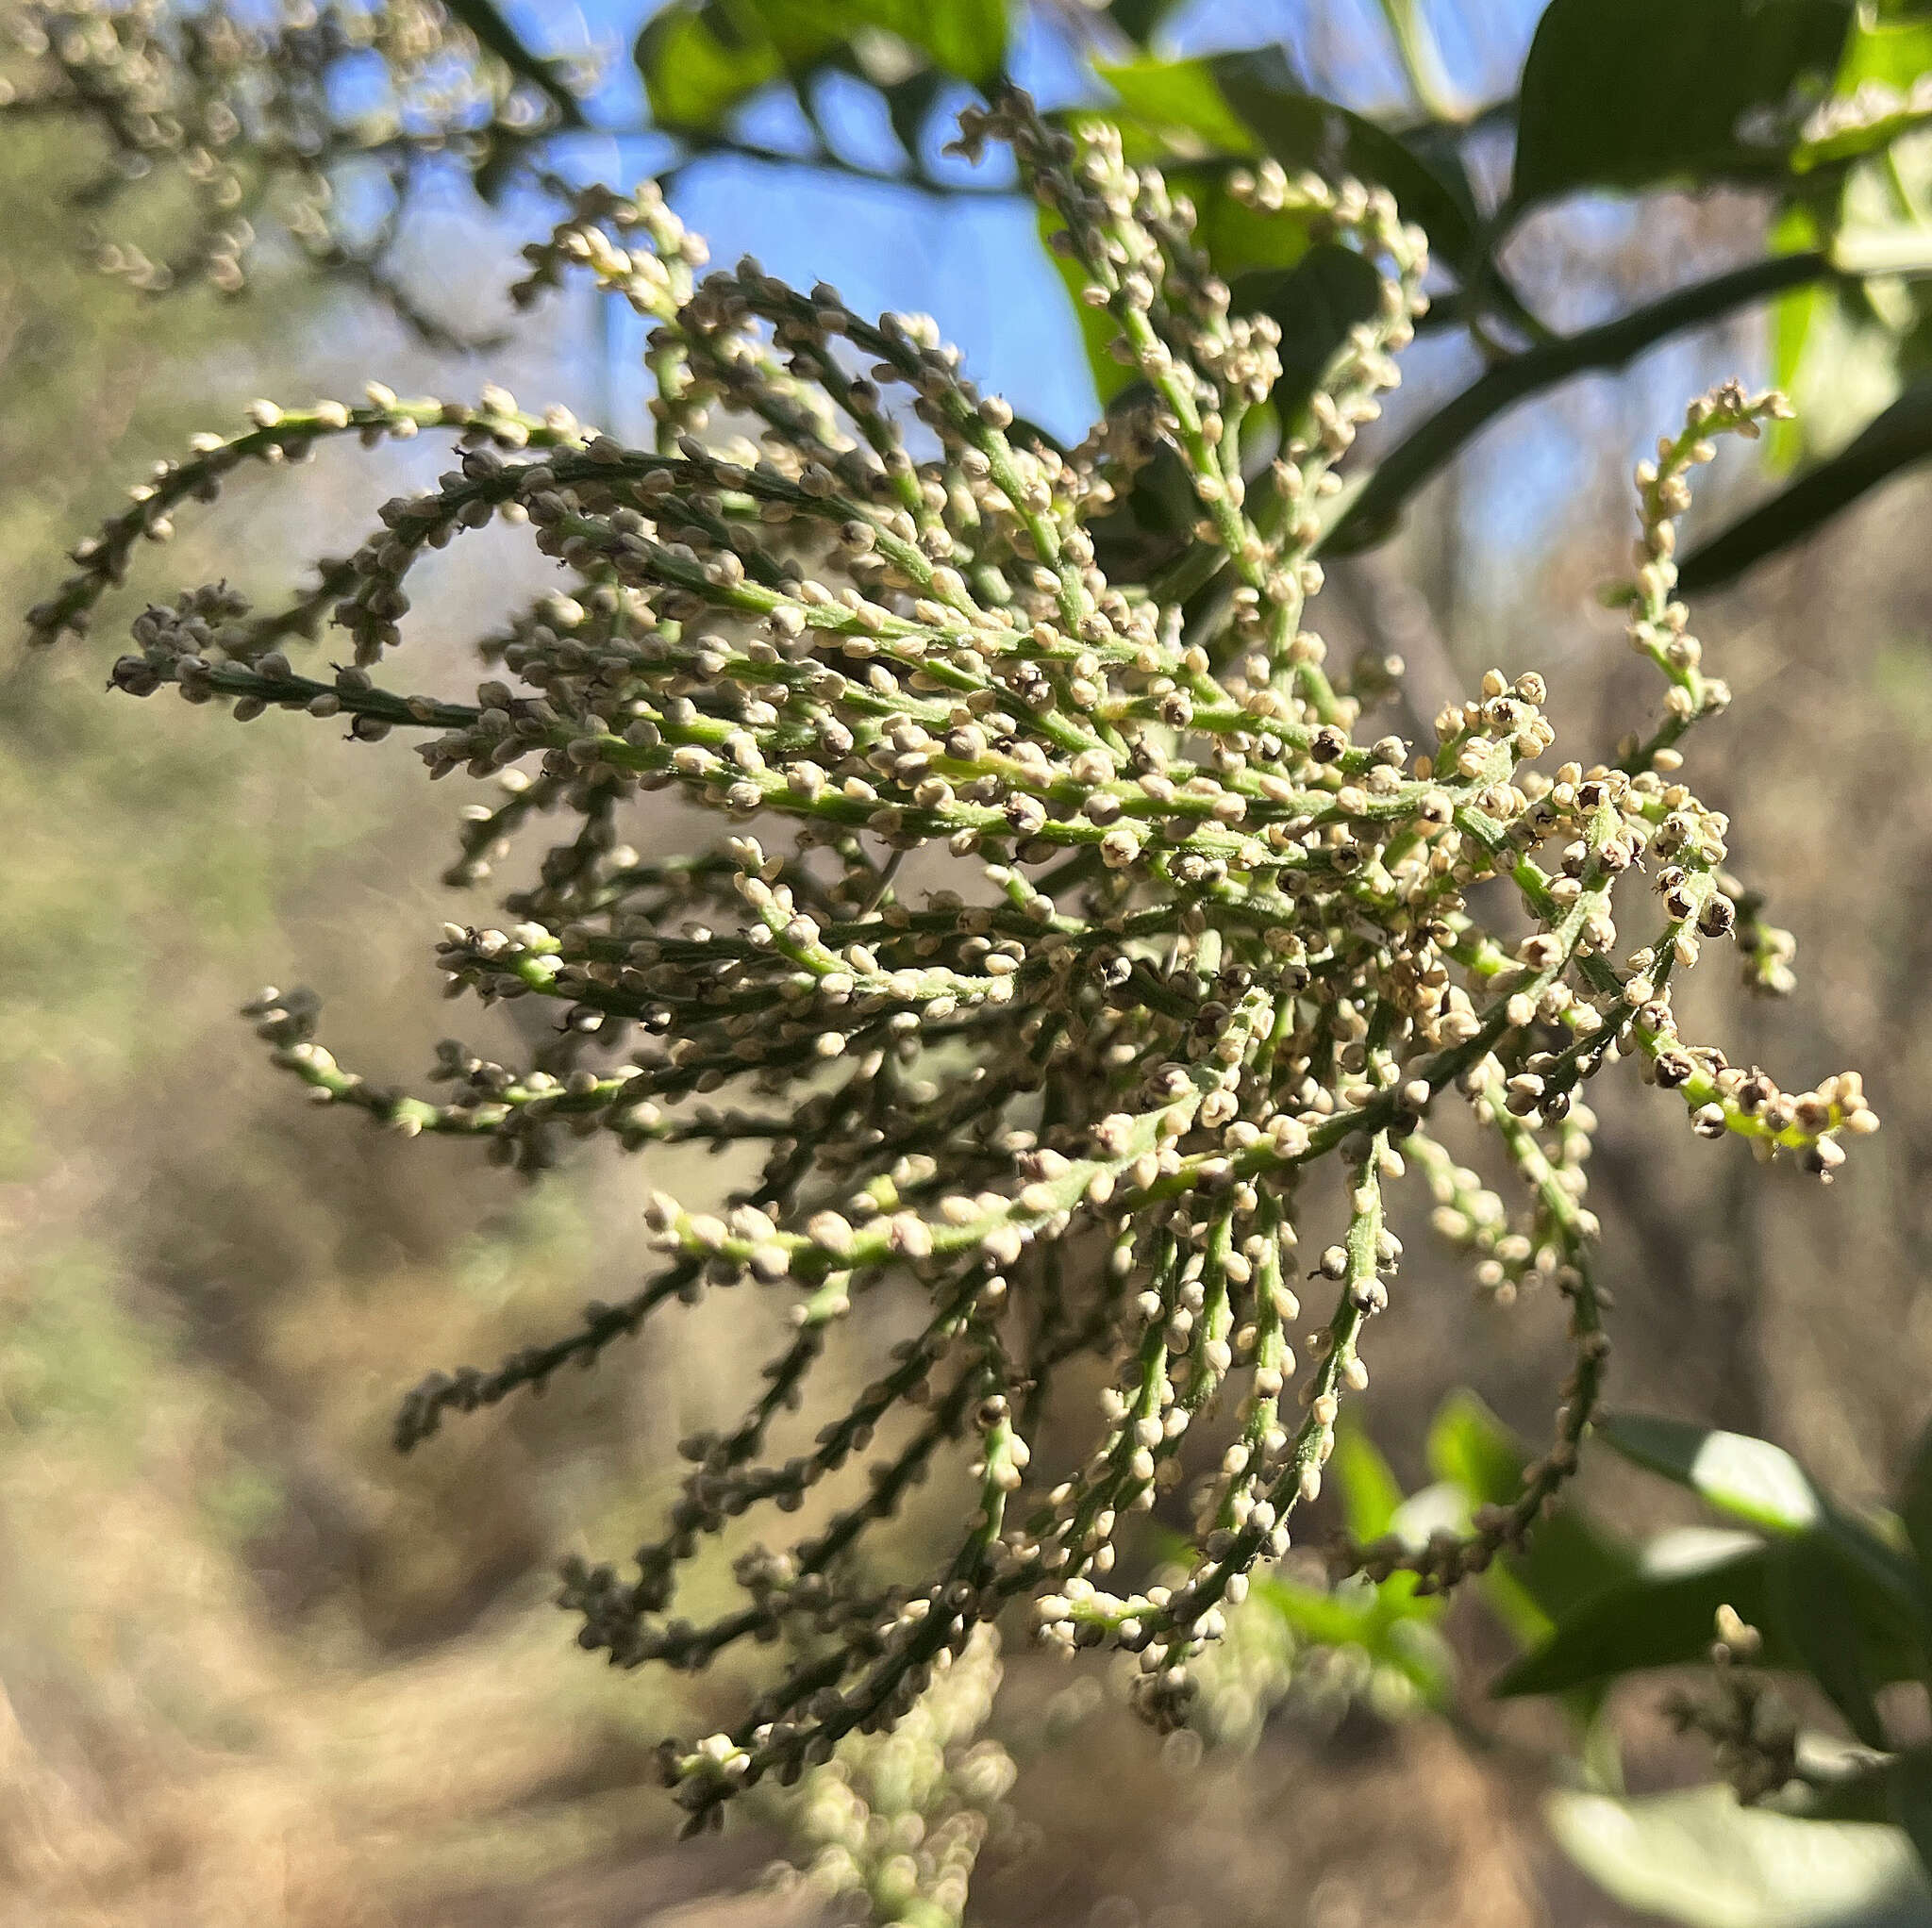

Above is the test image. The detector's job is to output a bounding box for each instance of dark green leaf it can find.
[1678,378,1932,593]
[638,3,800,138]
[1771,1531,1890,1747]
[1601,1413,1824,1535]
[1509,1510,1641,1632]
[1902,1413,1932,1602]
[1492,1541,1775,1697]
[1510,0,1851,210]
[449,0,585,125]
[864,0,1008,86]
[1096,51,1479,265]
[883,69,947,172]
[1891,1750,1932,1883]
[1234,243,1385,431]
[1210,49,1479,267]
[1599,1416,1926,1699]
[1187,171,1320,279]
[1106,0,1187,44]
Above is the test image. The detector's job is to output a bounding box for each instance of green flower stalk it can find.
[30,91,1875,1829]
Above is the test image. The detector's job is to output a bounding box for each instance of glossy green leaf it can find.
[1492,1540,1775,1697]
[1796,13,1932,166]
[1510,0,1851,210]
[1550,1784,1932,1928]
[1101,55,1260,157]
[1839,11,1932,89]
[1772,1531,1890,1746]
[1187,172,1322,279]
[1601,1413,1824,1535]
[1891,1750,1932,1882]
[1097,51,1479,265]
[872,0,1008,86]
[1678,378,1932,593]
[1210,49,1479,267]
[883,69,946,170]
[638,3,802,138]
[638,0,1007,139]
[1902,1413,1932,1601]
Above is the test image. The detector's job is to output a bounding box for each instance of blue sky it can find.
[515,0,1544,442]
[449,0,1774,622]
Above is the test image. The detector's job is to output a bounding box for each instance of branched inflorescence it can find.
[0,1,584,331]
[32,94,1875,1827]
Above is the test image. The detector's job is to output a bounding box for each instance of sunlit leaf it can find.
[1798,13,1932,167]
[1549,1784,1932,1928]
[1601,1413,1824,1535]
[638,0,1006,140]
[1331,1422,1405,1543]
[1101,55,1260,157]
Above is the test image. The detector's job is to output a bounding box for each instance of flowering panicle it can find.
[32,91,1874,1826]
[0,1,583,326]
[762,1623,1014,1928]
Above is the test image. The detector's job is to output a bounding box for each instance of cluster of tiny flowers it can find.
[759,1624,1014,1920]
[1662,1606,1799,1807]
[32,92,1875,1824]
[0,1,578,324]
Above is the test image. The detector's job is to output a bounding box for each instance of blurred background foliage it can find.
[9,2,1932,1923]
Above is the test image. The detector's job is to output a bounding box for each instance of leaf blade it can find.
[1600,1413,1824,1536]
[1510,0,1849,210]
[1492,1544,1775,1699]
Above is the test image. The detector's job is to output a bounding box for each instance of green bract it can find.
[31,93,1875,1831]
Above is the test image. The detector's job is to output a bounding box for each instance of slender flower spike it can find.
[34,91,1875,1826]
